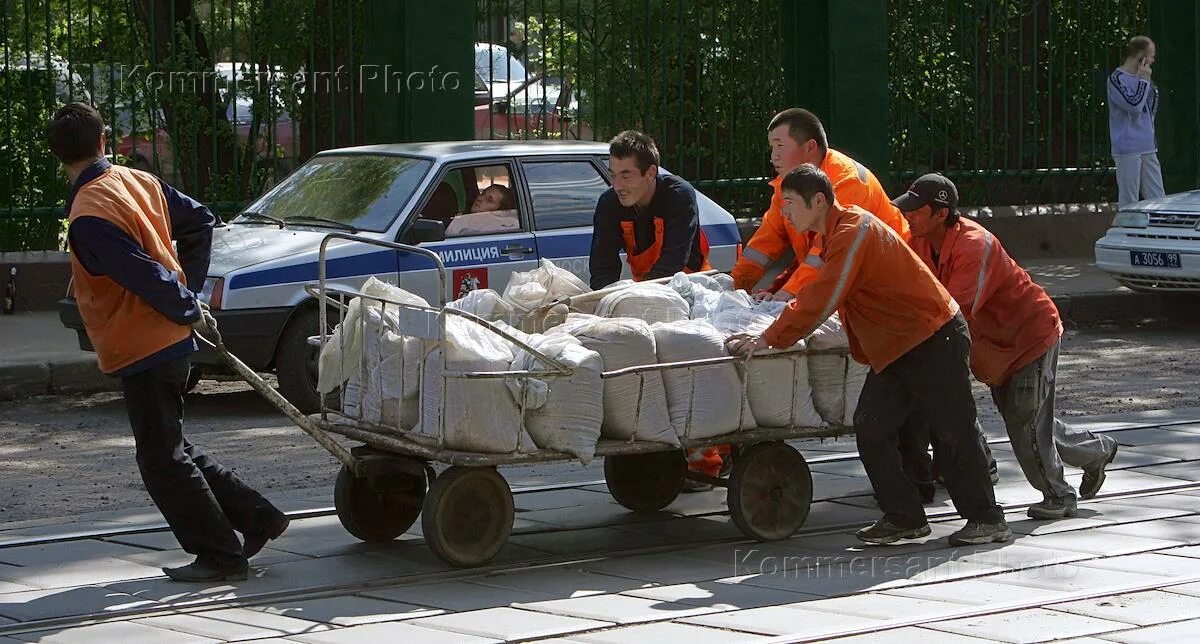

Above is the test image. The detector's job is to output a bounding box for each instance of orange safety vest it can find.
[619,217,712,281]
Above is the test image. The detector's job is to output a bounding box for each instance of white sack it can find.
[742,349,824,428]
[558,317,677,445]
[595,283,690,324]
[502,258,589,314]
[807,313,850,350]
[807,313,854,424]
[447,288,514,322]
[318,277,427,396]
[360,329,426,430]
[506,332,603,463]
[412,316,535,453]
[651,320,754,438]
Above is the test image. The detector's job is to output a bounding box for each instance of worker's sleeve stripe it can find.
[803,254,824,269]
[855,161,868,184]
[815,219,871,323]
[742,246,772,267]
[970,231,994,317]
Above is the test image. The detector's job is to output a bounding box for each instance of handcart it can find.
[204,234,855,568]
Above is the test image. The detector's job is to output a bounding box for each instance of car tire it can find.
[276,308,329,414]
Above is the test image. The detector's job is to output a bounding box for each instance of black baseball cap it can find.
[892,173,958,212]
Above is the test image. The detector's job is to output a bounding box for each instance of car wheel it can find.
[276,308,331,414]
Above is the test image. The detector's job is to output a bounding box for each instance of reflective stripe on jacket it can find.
[909,217,1062,386]
[762,203,957,373]
[731,148,910,294]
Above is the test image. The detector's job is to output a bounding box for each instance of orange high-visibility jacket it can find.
[909,217,1063,387]
[731,148,910,294]
[762,203,958,373]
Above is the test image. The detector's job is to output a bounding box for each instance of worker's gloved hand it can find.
[191,301,218,339]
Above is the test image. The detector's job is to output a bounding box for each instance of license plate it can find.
[1130,250,1182,268]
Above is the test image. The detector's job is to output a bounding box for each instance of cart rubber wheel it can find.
[334,463,425,542]
[728,441,812,541]
[605,450,687,514]
[422,466,514,567]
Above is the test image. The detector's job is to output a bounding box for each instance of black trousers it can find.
[853,314,1003,528]
[122,356,276,567]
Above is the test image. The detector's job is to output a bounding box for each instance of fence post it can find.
[361,0,474,143]
[1148,1,1200,194]
[781,0,890,188]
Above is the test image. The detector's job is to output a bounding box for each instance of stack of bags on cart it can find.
[317,260,866,464]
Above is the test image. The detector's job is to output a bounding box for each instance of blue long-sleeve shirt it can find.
[66,158,218,377]
[1108,67,1159,156]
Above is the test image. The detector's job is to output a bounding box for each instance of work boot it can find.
[163,557,248,582]
[243,511,290,559]
[1080,442,1119,500]
[856,519,931,545]
[1027,495,1078,520]
[949,520,1012,546]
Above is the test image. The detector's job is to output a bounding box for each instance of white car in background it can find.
[1095,191,1200,292]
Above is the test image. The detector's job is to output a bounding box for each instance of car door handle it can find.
[503,244,535,255]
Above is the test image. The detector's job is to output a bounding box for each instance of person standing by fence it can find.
[1109,35,1164,208]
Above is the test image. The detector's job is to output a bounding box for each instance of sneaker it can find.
[1080,442,1118,500]
[949,520,1012,545]
[1027,496,1078,520]
[990,470,1000,484]
[856,519,932,545]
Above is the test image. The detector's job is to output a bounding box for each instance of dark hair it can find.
[47,102,105,165]
[608,130,660,174]
[1126,35,1154,59]
[482,184,516,210]
[768,108,828,157]
[942,208,960,226]
[780,164,834,206]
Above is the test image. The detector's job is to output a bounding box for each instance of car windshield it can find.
[236,154,432,232]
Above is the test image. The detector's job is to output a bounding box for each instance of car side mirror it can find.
[402,218,446,244]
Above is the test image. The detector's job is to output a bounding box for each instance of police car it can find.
[71,141,741,411]
[1094,189,1200,292]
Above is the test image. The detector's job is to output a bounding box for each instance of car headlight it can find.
[1111,211,1149,229]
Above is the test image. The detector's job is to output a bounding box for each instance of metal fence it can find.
[888,0,1149,205]
[0,1,1158,252]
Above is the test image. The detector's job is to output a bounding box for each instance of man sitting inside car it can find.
[446,184,519,236]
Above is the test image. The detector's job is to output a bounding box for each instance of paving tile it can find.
[1122,440,1200,462]
[11,620,217,643]
[120,546,308,569]
[1110,427,1200,446]
[1107,493,1200,513]
[811,472,874,501]
[807,459,867,478]
[949,543,1094,570]
[800,521,964,557]
[0,585,159,622]
[288,620,502,643]
[1094,519,1200,545]
[0,556,166,589]
[508,525,673,556]
[1128,462,1200,482]
[623,580,821,610]
[251,595,443,625]
[715,561,914,597]
[797,501,882,531]
[1050,589,1200,627]
[815,625,999,643]
[924,607,1130,643]
[1013,530,1184,557]
[1083,501,1194,524]
[1004,514,1116,536]
[571,621,772,643]
[1084,616,1200,642]
[518,502,662,529]
[780,591,969,622]
[881,577,1071,606]
[473,567,657,598]
[680,603,885,638]
[608,516,742,543]
[0,522,134,547]
[514,592,718,624]
[577,553,740,586]
[985,564,1164,594]
[361,580,556,611]
[371,540,549,568]
[104,531,182,551]
[1073,552,1200,578]
[0,540,153,567]
[410,606,611,640]
[514,488,615,512]
[0,581,35,595]
[1156,544,1200,563]
[136,607,334,641]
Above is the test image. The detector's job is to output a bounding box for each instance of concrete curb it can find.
[0,357,117,401]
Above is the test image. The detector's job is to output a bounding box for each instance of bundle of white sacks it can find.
[317,261,867,462]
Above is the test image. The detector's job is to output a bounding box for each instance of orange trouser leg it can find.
[687,445,731,478]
